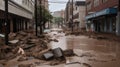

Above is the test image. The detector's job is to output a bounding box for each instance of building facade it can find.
[0,0,34,33]
[73,1,86,29]
[86,0,119,35]
[37,0,49,10]
[65,0,86,29]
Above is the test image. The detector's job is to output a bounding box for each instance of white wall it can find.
[0,0,34,19]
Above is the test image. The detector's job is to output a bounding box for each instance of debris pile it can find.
[0,30,49,61]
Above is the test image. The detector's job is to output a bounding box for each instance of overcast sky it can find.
[48,0,69,12]
[48,0,86,12]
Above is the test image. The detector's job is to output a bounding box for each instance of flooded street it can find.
[41,28,119,67]
[0,28,120,67]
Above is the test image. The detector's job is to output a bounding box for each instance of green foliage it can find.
[37,5,53,24]
[53,17,64,24]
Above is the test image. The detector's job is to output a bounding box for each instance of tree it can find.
[54,17,64,27]
[37,5,53,29]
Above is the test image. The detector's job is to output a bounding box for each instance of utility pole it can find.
[43,0,46,29]
[71,0,74,32]
[5,0,9,45]
[39,0,43,34]
[35,0,38,36]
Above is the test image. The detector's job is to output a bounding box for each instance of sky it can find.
[48,0,86,12]
[48,0,69,12]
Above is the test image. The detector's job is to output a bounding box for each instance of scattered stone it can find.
[35,62,41,65]
[18,57,28,61]
[66,62,81,65]
[82,63,92,67]
[50,61,59,66]
[53,48,63,58]
[0,34,5,38]
[23,44,36,50]
[18,64,35,67]
[18,31,27,36]
[43,51,54,60]
[96,36,108,40]
[18,47,25,55]
[63,49,75,57]
[9,40,19,44]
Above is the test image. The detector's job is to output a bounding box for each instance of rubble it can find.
[63,49,75,57]
[18,47,25,55]
[82,63,92,67]
[17,56,28,61]
[9,40,19,44]
[53,48,64,58]
[43,51,54,60]
[18,64,35,67]
[0,34,5,38]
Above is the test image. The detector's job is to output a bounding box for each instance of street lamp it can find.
[35,0,38,36]
[4,0,9,45]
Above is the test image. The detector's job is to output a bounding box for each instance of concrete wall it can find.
[0,0,34,19]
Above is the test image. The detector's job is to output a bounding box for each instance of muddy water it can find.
[46,29,120,67]
[1,28,120,67]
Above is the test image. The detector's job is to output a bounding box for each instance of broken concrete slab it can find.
[43,51,54,60]
[53,48,63,58]
[9,40,19,44]
[0,34,5,38]
[66,62,81,65]
[23,44,36,50]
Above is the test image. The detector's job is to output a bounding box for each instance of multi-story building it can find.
[37,0,49,10]
[65,0,86,29]
[0,0,34,33]
[52,10,65,18]
[73,1,86,29]
[86,0,119,35]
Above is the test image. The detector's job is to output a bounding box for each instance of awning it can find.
[85,8,117,20]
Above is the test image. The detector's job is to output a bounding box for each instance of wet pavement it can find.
[0,28,120,67]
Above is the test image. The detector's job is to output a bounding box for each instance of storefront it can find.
[86,8,117,33]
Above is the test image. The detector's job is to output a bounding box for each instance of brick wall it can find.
[86,0,119,15]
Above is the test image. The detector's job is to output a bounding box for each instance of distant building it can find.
[85,0,119,35]
[52,10,65,18]
[73,1,86,29]
[0,0,34,33]
[65,0,86,29]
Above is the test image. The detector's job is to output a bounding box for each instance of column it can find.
[104,19,107,32]
[109,18,113,33]
[116,12,120,35]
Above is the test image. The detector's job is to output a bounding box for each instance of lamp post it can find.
[5,0,9,45]
[35,0,38,36]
